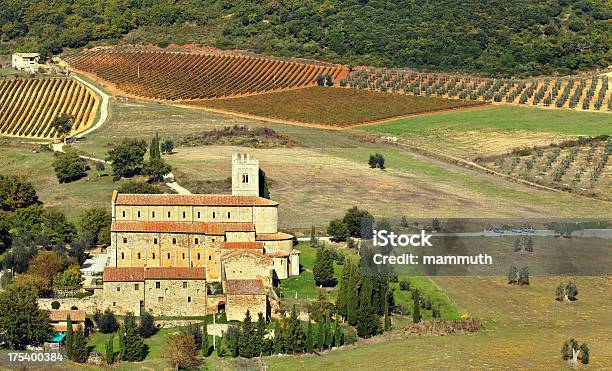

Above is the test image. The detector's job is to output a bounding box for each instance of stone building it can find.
[103,153,300,321]
[11,53,40,72]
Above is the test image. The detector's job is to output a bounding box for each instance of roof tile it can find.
[111,221,255,234]
[48,310,86,322]
[103,267,206,281]
[115,194,278,207]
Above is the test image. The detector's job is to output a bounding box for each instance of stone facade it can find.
[102,154,299,320]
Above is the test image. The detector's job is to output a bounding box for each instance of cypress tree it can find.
[201,323,209,357]
[310,225,317,246]
[316,318,325,351]
[149,133,160,161]
[412,290,421,323]
[118,328,126,360]
[305,321,314,353]
[333,312,342,347]
[324,316,333,349]
[255,312,267,356]
[123,313,146,361]
[347,264,360,326]
[105,334,114,364]
[238,310,258,358]
[64,314,73,358]
[336,259,350,319]
[283,305,306,354]
[313,246,334,287]
[356,304,381,339]
[70,325,89,363]
[384,293,391,332]
[272,321,283,354]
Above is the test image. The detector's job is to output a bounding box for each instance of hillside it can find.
[1,0,610,77]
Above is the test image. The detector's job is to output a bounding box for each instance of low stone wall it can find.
[38,291,103,314]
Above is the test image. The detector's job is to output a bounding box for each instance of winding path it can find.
[53,74,190,194]
[71,74,110,139]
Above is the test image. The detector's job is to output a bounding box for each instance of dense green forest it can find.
[1,0,610,76]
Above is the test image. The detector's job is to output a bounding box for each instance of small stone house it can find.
[224,279,268,321]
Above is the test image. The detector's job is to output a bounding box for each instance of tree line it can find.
[2,1,610,77]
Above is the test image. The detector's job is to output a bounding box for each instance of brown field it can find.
[188,86,480,127]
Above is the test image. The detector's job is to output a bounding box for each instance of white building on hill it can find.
[12,53,40,72]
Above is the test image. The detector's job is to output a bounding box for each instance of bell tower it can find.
[231,153,260,196]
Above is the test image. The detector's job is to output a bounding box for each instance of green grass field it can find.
[362,105,612,136]
[360,105,612,158]
[265,276,611,370]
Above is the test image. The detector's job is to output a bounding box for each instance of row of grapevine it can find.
[341,68,612,112]
[66,50,349,100]
[487,138,611,199]
[0,78,98,139]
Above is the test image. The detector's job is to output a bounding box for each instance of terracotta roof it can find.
[103,267,206,281]
[115,194,278,207]
[223,242,263,249]
[224,279,266,295]
[255,232,294,241]
[268,251,290,257]
[111,221,255,235]
[145,267,206,280]
[103,267,144,282]
[222,250,272,261]
[48,310,86,322]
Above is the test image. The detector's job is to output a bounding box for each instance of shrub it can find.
[52,151,88,183]
[51,300,60,310]
[95,309,119,334]
[399,280,411,291]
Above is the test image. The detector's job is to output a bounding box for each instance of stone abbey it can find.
[102,153,299,321]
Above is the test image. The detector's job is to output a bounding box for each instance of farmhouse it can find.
[48,309,87,333]
[11,53,40,72]
[103,153,299,321]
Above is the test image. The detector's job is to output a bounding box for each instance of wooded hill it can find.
[1,0,610,77]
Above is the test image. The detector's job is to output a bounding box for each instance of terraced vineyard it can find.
[0,78,99,139]
[343,68,612,112]
[482,137,612,199]
[66,50,349,100]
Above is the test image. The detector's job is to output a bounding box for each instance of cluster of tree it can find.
[64,315,89,363]
[0,284,52,349]
[368,154,385,169]
[2,1,610,76]
[104,312,148,363]
[117,180,161,194]
[336,259,393,338]
[555,281,578,302]
[216,307,348,359]
[513,235,534,253]
[11,250,83,296]
[562,338,589,367]
[106,134,172,182]
[327,206,374,242]
[0,177,111,294]
[52,149,88,183]
[508,266,530,286]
